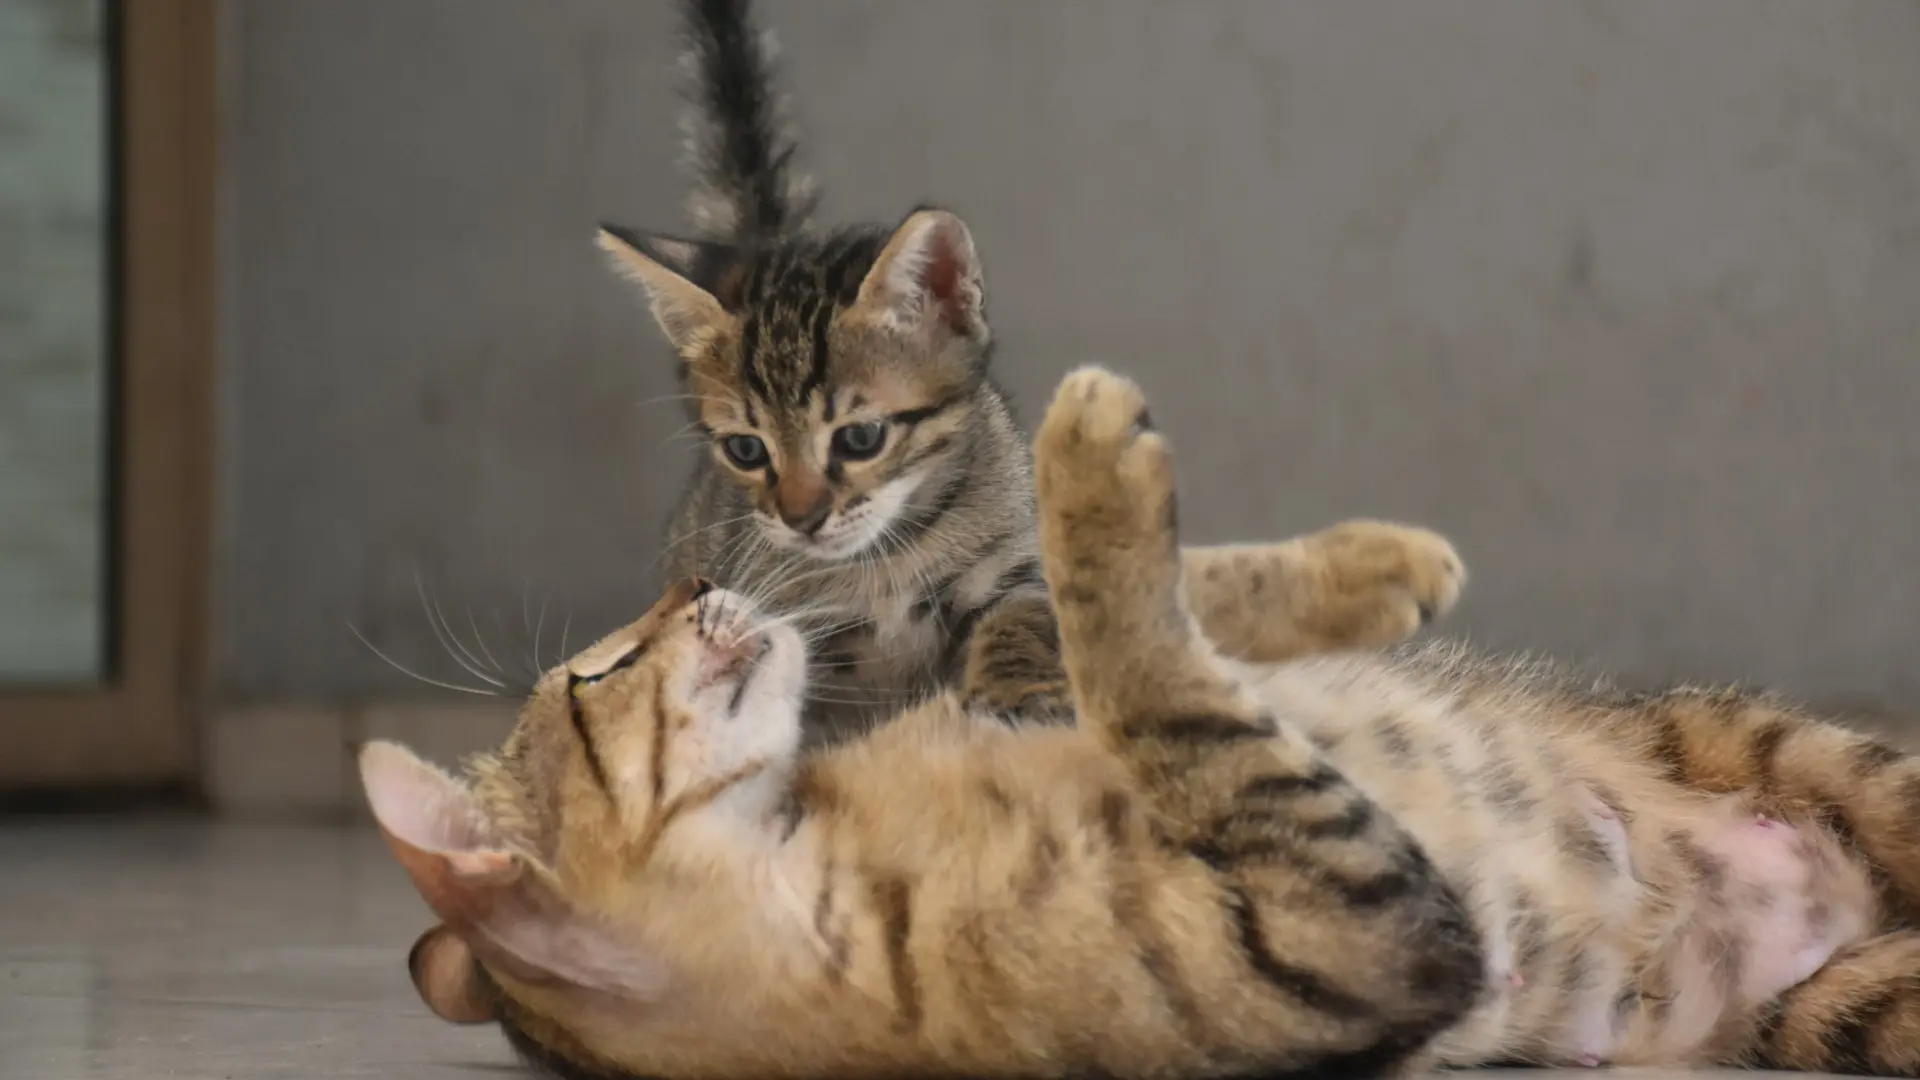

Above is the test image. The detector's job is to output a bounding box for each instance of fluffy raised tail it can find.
[677,0,816,242]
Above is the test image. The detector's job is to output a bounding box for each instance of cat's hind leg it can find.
[1183,522,1465,664]
[953,525,1466,725]
[1741,930,1920,1076]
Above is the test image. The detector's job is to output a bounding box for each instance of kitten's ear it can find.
[358,741,671,1009]
[853,209,988,343]
[596,223,740,352]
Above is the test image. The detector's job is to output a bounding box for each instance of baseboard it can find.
[203,700,517,818]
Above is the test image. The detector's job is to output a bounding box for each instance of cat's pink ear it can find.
[359,741,672,1008]
[358,740,520,923]
[855,209,988,343]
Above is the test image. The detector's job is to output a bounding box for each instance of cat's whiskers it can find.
[709,519,774,584]
[660,418,715,445]
[649,512,760,585]
[347,622,501,698]
[633,391,707,410]
[530,593,552,673]
[414,574,510,690]
[464,603,511,682]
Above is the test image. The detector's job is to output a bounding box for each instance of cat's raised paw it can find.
[1034,366,1183,607]
[1035,367,1177,538]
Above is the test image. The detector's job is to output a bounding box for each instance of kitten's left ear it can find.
[853,209,988,343]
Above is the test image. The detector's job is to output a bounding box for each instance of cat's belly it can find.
[1605,801,1877,1065]
[1244,656,1878,1068]
[1380,772,1873,1068]
[1244,660,1591,1061]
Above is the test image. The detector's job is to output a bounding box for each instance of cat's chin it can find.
[714,623,809,757]
[754,622,810,713]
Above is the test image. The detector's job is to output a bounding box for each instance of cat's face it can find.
[540,578,808,822]
[599,211,991,562]
[356,579,809,1036]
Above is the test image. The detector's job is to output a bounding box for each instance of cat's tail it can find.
[675,0,817,242]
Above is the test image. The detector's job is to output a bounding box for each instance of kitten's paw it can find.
[1296,521,1466,646]
[1034,367,1183,621]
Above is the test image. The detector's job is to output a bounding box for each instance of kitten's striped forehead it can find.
[729,228,886,409]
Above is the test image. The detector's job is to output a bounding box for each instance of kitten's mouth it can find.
[761,518,866,561]
[795,533,871,563]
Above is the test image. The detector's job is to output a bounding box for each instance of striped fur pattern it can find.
[361,368,1920,1079]
[600,0,1465,743]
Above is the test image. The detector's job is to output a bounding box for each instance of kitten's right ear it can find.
[596,224,739,353]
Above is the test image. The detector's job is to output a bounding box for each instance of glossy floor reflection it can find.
[0,819,1878,1078]
[1,819,511,1078]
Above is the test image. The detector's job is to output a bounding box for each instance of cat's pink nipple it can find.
[1755,815,1782,830]
[1508,970,1526,989]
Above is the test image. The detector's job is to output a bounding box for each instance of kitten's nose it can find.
[688,577,715,600]
[774,474,834,537]
[778,500,833,537]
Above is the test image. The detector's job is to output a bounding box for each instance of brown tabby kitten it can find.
[602,0,1463,740]
[365,368,1920,1080]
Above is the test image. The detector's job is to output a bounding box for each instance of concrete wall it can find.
[218,0,1920,711]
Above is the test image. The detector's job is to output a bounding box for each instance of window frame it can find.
[0,0,216,792]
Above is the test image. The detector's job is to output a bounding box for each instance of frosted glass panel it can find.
[0,0,110,683]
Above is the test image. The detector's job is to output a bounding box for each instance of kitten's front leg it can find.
[1033,367,1481,1067]
[1184,522,1465,663]
[953,592,1073,724]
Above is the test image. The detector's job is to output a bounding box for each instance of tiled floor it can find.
[0,818,1871,1079]
[1,819,512,1078]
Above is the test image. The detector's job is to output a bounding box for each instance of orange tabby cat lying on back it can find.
[365,368,1920,1080]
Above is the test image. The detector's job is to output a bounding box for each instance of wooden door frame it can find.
[0,0,217,791]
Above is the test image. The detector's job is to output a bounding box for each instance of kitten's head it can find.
[599,209,992,561]
[357,579,808,1056]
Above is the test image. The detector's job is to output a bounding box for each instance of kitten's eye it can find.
[721,434,769,469]
[830,421,887,460]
